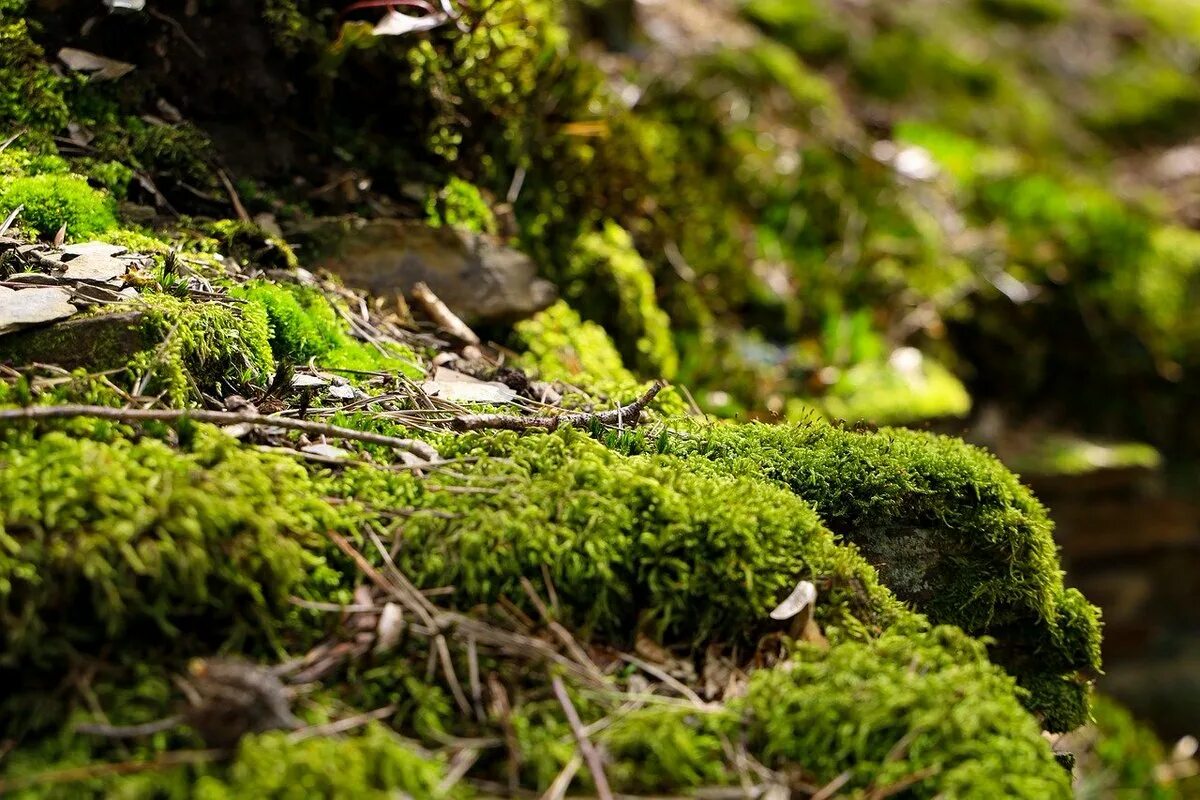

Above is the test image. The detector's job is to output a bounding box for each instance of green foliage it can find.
[194,726,456,799]
[231,281,422,378]
[977,0,1071,25]
[128,293,276,405]
[424,177,497,235]
[740,627,1073,797]
[0,174,118,239]
[1074,695,1182,800]
[0,14,70,144]
[807,349,972,425]
[0,427,342,733]
[403,428,906,647]
[564,221,679,379]
[1008,435,1162,477]
[661,421,1101,730]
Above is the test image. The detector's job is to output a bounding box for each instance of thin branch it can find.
[74,715,184,739]
[811,770,852,800]
[0,750,226,794]
[551,675,613,800]
[412,281,480,345]
[0,404,439,461]
[452,382,664,432]
[520,577,606,686]
[288,705,396,742]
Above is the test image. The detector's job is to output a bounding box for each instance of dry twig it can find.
[452,382,664,432]
[551,675,613,800]
[0,404,439,461]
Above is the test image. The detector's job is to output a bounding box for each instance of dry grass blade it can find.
[412,281,480,345]
[288,705,396,742]
[0,404,440,461]
[810,770,852,800]
[551,675,614,800]
[520,577,607,685]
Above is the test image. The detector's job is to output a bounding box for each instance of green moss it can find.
[1073,695,1182,800]
[0,174,118,240]
[0,426,343,732]
[743,0,849,63]
[738,627,1073,797]
[805,349,972,425]
[204,219,300,271]
[424,177,497,235]
[126,293,276,405]
[380,427,906,647]
[660,421,1102,730]
[977,0,1070,25]
[231,281,422,379]
[1009,435,1163,477]
[0,14,70,144]
[564,222,678,379]
[193,725,456,799]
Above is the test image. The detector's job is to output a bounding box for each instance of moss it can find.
[126,293,276,405]
[0,13,70,144]
[204,219,300,271]
[1009,435,1163,477]
[564,221,679,379]
[230,281,422,379]
[660,421,1102,730]
[423,177,497,235]
[977,0,1071,25]
[193,725,456,799]
[0,173,119,240]
[1073,695,1183,800]
[377,427,907,647]
[0,426,344,733]
[806,349,972,425]
[738,627,1073,797]
[743,0,849,63]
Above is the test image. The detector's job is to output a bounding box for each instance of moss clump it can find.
[424,177,497,235]
[738,627,1073,798]
[127,293,276,405]
[0,13,69,144]
[193,725,456,800]
[564,222,679,379]
[977,0,1070,25]
[0,427,341,733]
[1072,695,1184,800]
[231,281,422,378]
[662,421,1101,730]
[1009,435,1163,477]
[806,349,972,425]
[203,219,300,271]
[0,174,118,240]
[379,427,906,647]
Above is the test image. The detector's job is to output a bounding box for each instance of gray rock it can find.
[62,252,128,284]
[296,218,556,323]
[0,286,78,335]
[0,310,152,369]
[62,242,129,259]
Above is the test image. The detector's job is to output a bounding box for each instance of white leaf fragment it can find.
[769,579,817,621]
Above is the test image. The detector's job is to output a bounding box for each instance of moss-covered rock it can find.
[0,174,119,240]
[659,420,1102,730]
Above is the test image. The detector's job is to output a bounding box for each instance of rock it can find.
[0,311,152,369]
[0,286,77,335]
[61,252,128,284]
[422,366,519,405]
[62,242,129,259]
[296,218,556,323]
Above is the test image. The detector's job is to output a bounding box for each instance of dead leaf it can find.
[57,47,136,81]
[52,224,67,248]
[770,579,817,621]
[373,9,450,36]
[374,603,405,653]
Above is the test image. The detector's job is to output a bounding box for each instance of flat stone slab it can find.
[0,286,78,335]
[0,310,152,371]
[61,252,128,284]
[295,218,556,323]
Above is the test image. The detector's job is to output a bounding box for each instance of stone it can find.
[61,252,128,284]
[295,218,556,323]
[0,311,152,370]
[62,242,129,259]
[422,366,518,405]
[0,286,77,335]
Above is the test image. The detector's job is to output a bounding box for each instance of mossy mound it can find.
[653,420,1101,730]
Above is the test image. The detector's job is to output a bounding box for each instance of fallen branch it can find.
[551,675,613,800]
[0,404,440,461]
[411,281,480,346]
[451,382,664,433]
[74,715,184,739]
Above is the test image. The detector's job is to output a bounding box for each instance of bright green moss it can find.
[1074,695,1183,800]
[0,14,70,143]
[0,174,118,240]
[127,293,276,405]
[806,350,972,425]
[564,222,678,379]
[661,421,1102,730]
[231,281,422,378]
[0,147,69,180]
[0,427,344,732]
[424,177,497,235]
[193,725,457,800]
[394,428,907,647]
[739,627,1073,798]
[1009,435,1163,477]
